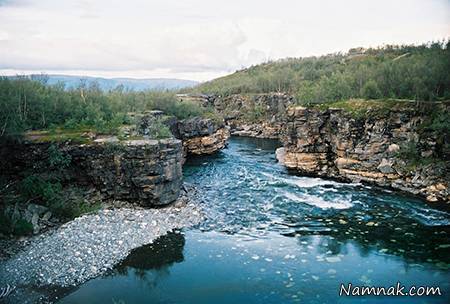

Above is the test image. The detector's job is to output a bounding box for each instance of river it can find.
[59,136,450,304]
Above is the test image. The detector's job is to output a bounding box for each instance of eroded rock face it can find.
[177,117,217,138]
[281,106,450,203]
[209,93,294,138]
[176,117,230,155]
[0,139,184,207]
[136,113,230,156]
[181,127,230,155]
[83,139,183,206]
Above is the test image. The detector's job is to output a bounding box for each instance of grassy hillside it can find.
[190,41,450,103]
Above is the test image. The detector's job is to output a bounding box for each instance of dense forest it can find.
[189,41,450,102]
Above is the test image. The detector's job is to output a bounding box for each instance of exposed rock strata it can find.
[181,127,230,155]
[176,117,230,155]
[201,92,448,203]
[0,139,184,207]
[280,106,449,203]
[137,112,230,155]
[208,93,294,138]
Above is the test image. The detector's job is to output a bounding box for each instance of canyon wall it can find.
[205,93,294,138]
[208,93,449,203]
[176,117,230,155]
[279,105,449,203]
[0,139,183,207]
[138,112,230,156]
[1,113,230,210]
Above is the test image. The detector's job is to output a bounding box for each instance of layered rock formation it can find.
[207,93,294,138]
[0,139,183,207]
[183,92,448,203]
[279,106,449,203]
[137,112,230,156]
[1,111,230,216]
[177,117,230,155]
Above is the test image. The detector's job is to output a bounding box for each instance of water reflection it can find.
[115,232,185,287]
[280,209,450,266]
[59,232,186,304]
[118,232,185,271]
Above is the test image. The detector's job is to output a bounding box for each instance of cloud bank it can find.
[0,0,449,81]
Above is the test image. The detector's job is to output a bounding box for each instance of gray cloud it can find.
[0,0,449,81]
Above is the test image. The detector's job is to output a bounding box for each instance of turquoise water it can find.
[60,137,450,303]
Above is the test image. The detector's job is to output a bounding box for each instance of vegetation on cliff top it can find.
[314,98,420,117]
[189,41,449,103]
[0,77,212,140]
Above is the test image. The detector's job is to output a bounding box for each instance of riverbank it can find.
[0,196,203,303]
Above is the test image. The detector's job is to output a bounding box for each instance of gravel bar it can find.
[0,202,202,289]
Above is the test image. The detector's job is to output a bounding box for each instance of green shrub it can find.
[0,213,13,235]
[20,175,62,204]
[51,199,101,219]
[396,141,435,169]
[146,118,172,139]
[0,213,34,236]
[94,113,127,135]
[12,219,33,236]
[242,104,267,122]
[397,141,421,162]
[47,144,72,169]
[19,175,101,220]
[202,110,224,125]
[361,80,382,99]
[428,111,450,135]
[63,118,79,130]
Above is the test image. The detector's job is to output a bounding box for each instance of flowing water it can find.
[60,137,450,303]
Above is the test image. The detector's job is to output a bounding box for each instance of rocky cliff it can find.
[278,105,449,203]
[177,117,230,155]
[137,112,230,156]
[206,93,294,138]
[0,111,231,236]
[0,139,183,207]
[1,112,230,212]
[203,93,448,203]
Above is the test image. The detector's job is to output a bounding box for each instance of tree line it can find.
[0,77,205,139]
[190,41,450,103]
[1,41,448,138]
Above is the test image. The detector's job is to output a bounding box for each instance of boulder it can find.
[386,143,400,153]
[377,158,395,174]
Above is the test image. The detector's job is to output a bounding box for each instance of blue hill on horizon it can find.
[8,74,199,91]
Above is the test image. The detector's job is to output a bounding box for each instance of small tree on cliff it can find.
[361,80,382,99]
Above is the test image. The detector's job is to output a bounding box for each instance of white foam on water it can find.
[261,172,346,189]
[283,191,354,210]
[379,196,450,226]
[288,177,341,189]
[409,207,450,226]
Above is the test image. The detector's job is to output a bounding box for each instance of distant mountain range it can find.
[11,74,199,91]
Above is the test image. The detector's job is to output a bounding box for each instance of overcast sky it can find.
[0,0,449,81]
